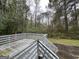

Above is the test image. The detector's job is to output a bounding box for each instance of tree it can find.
[0,0,29,35]
[34,0,40,27]
[49,0,79,33]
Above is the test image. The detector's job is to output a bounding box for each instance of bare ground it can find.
[55,44,79,59]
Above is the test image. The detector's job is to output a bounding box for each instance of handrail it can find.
[10,40,37,59]
[38,40,59,59]
[10,40,59,59]
[0,33,59,59]
[0,33,47,45]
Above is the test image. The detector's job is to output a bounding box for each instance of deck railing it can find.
[0,33,59,59]
[38,40,59,59]
[0,33,47,45]
[10,40,59,59]
[10,40,38,59]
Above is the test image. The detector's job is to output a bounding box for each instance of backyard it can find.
[49,38,79,59]
[49,38,79,46]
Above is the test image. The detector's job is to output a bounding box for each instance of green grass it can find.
[0,48,11,56]
[49,38,79,47]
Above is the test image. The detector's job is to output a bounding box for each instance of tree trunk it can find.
[31,15,33,27]
[74,0,78,30]
[64,0,68,32]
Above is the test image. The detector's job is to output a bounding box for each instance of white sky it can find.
[26,0,49,14]
[77,3,79,9]
[39,0,49,12]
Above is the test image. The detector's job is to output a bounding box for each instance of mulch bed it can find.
[55,44,79,59]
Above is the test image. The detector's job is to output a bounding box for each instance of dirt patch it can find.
[55,44,79,59]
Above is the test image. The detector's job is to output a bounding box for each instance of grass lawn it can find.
[49,38,79,47]
[0,48,11,56]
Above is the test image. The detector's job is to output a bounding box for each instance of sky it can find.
[26,0,50,23]
[26,0,49,14]
[77,3,79,9]
[39,0,49,12]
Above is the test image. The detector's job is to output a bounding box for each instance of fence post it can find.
[37,40,39,59]
[37,40,43,59]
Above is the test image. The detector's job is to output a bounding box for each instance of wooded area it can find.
[0,0,79,39]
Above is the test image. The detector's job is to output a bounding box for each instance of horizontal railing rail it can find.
[10,40,59,59]
[38,40,59,59]
[0,33,59,59]
[10,40,38,59]
[0,33,47,45]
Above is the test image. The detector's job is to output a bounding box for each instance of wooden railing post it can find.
[37,40,39,59]
[37,40,43,59]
